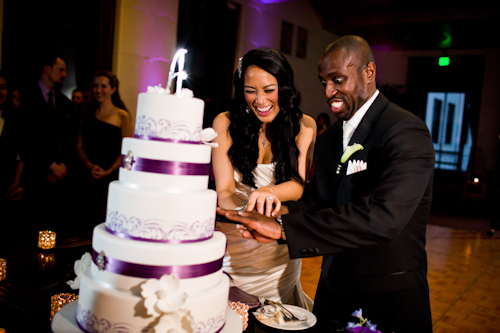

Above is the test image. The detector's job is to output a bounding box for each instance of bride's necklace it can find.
[260,130,268,147]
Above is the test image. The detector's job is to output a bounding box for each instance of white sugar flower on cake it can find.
[66,252,92,290]
[200,128,218,148]
[141,274,187,316]
[141,274,193,332]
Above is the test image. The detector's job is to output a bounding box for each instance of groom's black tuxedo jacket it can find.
[284,93,435,331]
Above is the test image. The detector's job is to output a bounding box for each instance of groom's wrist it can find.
[276,215,287,244]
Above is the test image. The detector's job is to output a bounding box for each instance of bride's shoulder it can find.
[299,114,316,135]
[213,111,231,131]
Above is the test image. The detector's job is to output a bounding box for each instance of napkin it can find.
[346,159,367,176]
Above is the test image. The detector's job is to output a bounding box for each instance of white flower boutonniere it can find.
[341,143,364,163]
[66,252,92,290]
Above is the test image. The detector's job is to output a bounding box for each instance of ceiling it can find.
[307,0,500,51]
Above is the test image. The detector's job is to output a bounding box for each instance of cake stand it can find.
[51,300,244,333]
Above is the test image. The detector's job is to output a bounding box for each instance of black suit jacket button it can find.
[300,248,309,255]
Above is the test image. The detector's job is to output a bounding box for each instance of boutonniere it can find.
[337,144,364,174]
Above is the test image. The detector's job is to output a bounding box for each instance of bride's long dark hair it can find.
[228,48,304,188]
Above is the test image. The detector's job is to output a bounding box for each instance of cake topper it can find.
[166,49,188,97]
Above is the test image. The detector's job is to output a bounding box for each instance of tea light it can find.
[38,230,56,249]
[227,301,249,330]
[50,293,78,320]
[0,259,6,281]
[38,252,56,270]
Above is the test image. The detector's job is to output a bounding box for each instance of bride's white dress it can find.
[216,163,313,310]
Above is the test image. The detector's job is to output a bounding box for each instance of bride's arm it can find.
[247,114,316,216]
[212,112,244,210]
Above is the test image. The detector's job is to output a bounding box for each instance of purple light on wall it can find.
[255,0,295,3]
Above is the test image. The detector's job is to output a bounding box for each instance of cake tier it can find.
[77,268,229,333]
[91,224,226,292]
[106,181,216,242]
[134,91,205,142]
[120,137,212,190]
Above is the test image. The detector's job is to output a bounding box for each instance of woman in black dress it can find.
[77,70,133,229]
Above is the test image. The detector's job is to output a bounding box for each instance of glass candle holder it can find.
[227,301,249,330]
[38,252,56,270]
[0,259,6,281]
[50,293,78,321]
[38,230,56,249]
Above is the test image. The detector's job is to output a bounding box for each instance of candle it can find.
[38,230,56,249]
[50,293,78,320]
[0,259,6,281]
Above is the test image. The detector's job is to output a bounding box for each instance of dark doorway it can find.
[406,55,486,214]
[176,0,239,129]
[407,55,485,173]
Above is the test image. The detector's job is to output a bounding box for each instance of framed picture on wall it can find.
[280,21,293,55]
[296,26,308,59]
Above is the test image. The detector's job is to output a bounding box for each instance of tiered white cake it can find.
[76,87,229,333]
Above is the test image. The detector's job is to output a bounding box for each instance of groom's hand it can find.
[216,207,282,243]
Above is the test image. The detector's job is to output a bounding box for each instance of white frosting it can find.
[134,92,205,142]
[77,268,229,333]
[119,137,211,190]
[106,182,216,242]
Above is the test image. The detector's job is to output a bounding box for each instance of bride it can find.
[212,48,316,310]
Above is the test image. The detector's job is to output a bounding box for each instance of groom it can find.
[217,35,435,333]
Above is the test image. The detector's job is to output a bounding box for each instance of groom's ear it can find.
[364,62,376,83]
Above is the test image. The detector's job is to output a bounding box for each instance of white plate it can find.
[253,304,317,330]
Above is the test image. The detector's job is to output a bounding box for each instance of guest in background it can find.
[212,48,315,309]
[316,112,331,136]
[76,70,132,231]
[0,71,23,205]
[71,88,84,107]
[17,52,76,236]
[10,87,21,110]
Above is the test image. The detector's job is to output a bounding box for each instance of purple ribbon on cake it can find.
[120,154,210,176]
[92,249,223,279]
[134,134,202,145]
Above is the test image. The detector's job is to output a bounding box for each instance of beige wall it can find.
[373,48,500,172]
[232,0,339,121]
[113,0,179,126]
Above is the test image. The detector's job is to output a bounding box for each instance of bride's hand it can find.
[246,187,281,217]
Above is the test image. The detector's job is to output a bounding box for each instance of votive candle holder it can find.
[50,293,78,320]
[0,259,6,281]
[38,230,56,249]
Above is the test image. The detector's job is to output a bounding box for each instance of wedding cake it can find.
[74,78,230,332]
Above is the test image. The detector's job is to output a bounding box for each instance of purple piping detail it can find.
[106,226,212,243]
[134,134,201,144]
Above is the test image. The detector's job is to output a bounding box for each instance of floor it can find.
[299,222,500,332]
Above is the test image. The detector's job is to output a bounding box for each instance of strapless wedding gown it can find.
[216,163,313,310]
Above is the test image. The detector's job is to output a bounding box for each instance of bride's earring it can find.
[245,106,250,114]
